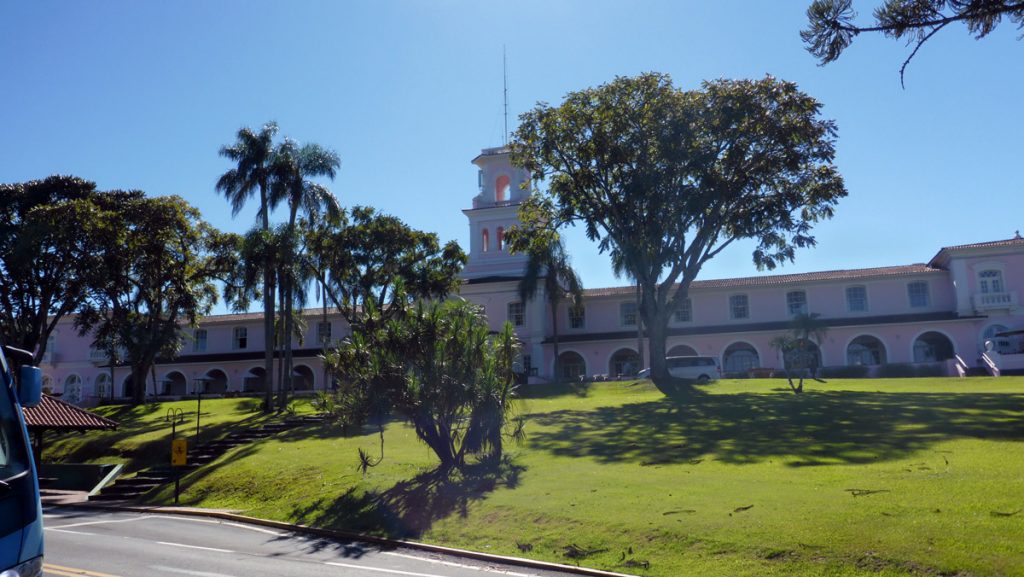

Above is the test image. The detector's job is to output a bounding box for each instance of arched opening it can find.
[496,227,505,251]
[557,351,587,381]
[668,344,698,357]
[482,228,490,253]
[495,175,510,202]
[94,373,111,400]
[609,348,639,378]
[783,339,822,371]
[723,342,759,374]
[204,369,229,394]
[123,375,136,399]
[64,374,83,405]
[847,335,887,366]
[293,365,315,391]
[245,367,268,392]
[163,371,188,396]
[913,331,955,362]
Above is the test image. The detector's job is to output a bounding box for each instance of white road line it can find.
[150,565,240,577]
[383,552,540,577]
[45,528,98,536]
[47,515,158,529]
[324,561,451,577]
[156,541,234,553]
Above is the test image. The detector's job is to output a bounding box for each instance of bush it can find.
[819,365,870,379]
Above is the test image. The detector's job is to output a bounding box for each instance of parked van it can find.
[666,356,720,383]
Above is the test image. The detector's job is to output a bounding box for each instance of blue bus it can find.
[0,345,43,577]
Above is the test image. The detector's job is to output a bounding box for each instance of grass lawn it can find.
[51,379,1024,576]
[42,396,310,471]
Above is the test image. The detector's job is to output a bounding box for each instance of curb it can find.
[57,501,639,577]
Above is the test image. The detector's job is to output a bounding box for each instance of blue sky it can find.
[2,1,1021,313]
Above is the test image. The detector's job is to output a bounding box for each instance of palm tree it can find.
[268,139,341,407]
[517,239,582,382]
[217,122,279,412]
[770,312,829,394]
[610,248,644,377]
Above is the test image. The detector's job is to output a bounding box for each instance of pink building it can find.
[38,147,1024,404]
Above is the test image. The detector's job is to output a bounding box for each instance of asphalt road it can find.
[42,508,589,577]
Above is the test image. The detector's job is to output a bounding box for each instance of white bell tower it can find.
[460,146,532,280]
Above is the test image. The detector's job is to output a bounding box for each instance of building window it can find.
[497,227,505,251]
[233,327,248,350]
[64,374,83,405]
[507,302,524,326]
[481,229,490,253]
[193,329,208,352]
[908,281,930,308]
[569,305,585,329]
[620,302,638,327]
[846,286,868,312]
[786,291,807,316]
[477,170,484,192]
[496,174,510,202]
[317,321,332,344]
[979,269,1004,294]
[729,294,749,320]
[674,298,692,323]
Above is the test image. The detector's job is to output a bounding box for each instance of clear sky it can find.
[2,1,1021,313]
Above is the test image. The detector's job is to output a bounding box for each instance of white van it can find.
[666,356,720,383]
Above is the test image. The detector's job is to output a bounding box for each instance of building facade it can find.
[38,147,1024,404]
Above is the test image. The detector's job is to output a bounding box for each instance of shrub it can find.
[819,365,870,379]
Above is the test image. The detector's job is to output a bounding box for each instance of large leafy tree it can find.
[0,176,121,364]
[325,299,522,472]
[77,195,239,405]
[267,138,341,407]
[517,239,583,381]
[217,122,280,411]
[803,0,1024,85]
[509,73,847,394]
[306,206,466,334]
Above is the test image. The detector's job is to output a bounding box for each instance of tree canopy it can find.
[510,73,847,391]
[77,195,239,404]
[306,206,466,333]
[803,0,1024,85]
[0,176,126,364]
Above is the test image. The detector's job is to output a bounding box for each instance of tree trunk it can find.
[130,364,147,405]
[263,267,275,413]
[280,280,294,410]
[647,318,673,393]
[549,299,560,382]
[635,281,644,372]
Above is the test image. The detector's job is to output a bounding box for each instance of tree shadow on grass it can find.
[527,389,1024,466]
[287,459,526,540]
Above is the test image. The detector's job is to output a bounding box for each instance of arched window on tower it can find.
[482,228,490,253]
[495,175,510,203]
[497,227,505,251]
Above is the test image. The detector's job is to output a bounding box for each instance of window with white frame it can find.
[507,302,524,326]
[729,294,749,320]
[620,302,638,326]
[233,327,248,350]
[978,269,1004,294]
[674,298,692,323]
[846,286,868,312]
[786,291,807,316]
[317,321,332,344]
[907,281,930,308]
[193,329,208,352]
[569,305,585,329]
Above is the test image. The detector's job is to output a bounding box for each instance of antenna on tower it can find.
[503,45,509,146]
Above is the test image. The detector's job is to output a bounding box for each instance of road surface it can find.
[42,508,592,577]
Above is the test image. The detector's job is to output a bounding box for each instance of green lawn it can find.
[51,379,1024,576]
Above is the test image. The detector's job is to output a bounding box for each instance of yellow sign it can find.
[171,438,188,466]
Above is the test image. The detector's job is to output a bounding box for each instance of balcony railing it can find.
[972,291,1018,311]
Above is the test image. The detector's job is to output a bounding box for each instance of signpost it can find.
[166,408,185,505]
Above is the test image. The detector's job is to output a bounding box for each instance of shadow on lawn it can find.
[528,389,1024,466]
[288,459,526,540]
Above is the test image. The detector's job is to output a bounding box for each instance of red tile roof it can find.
[938,237,1024,252]
[583,264,943,297]
[22,395,118,431]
